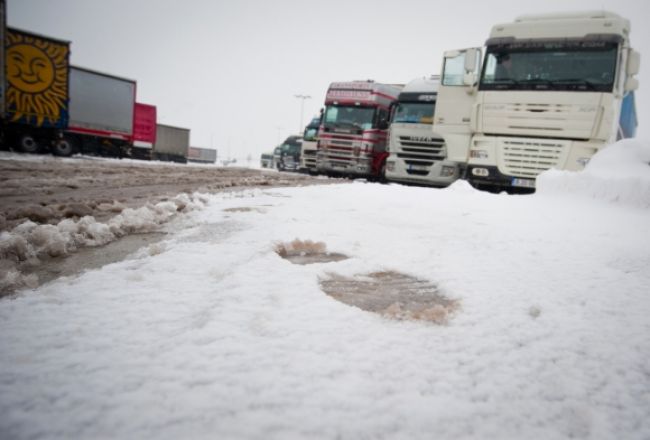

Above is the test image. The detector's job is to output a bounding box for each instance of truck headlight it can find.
[440,165,456,177]
[471,167,489,177]
[386,161,395,172]
[470,150,489,159]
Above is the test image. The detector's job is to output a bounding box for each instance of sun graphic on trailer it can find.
[6,29,69,127]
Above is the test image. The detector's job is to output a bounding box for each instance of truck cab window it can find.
[442,53,466,86]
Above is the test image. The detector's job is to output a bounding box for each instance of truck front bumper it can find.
[316,156,373,177]
[467,165,536,193]
[384,158,460,187]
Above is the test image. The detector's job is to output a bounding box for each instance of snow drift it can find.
[537,139,650,208]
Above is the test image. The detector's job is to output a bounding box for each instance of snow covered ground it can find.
[1,140,649,439]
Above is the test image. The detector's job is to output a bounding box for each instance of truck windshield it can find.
[392,102,435,124]
[480,40,618,92]
[281,143,300,154]
[324,105,376,130]
[303,127,318,141]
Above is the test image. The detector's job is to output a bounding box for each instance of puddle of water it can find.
[21,232,167,286]
[319,271,459,324]
[276,239,349,265]
[181,221,244,244]
[223,207,266,213]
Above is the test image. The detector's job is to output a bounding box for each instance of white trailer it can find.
[434,11,640,192]
[153,124,190,163]
[385,76,459,186]
[187,147,216,164]
[58,66,136,156]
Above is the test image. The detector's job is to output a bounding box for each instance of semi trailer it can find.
[187,146,217,164]
[385,76,460,186]
[131,102,157,159]
[55,66,136,157]
[1,26,71,154]
[153,124,190,163]
[434,11,639,192]
[316,80,401,179]
[0,23,157,159]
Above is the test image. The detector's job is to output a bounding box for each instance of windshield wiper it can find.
[551,79,599,90]
[482,78,522,89]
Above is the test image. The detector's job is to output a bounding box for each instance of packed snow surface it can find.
[1,141,649,439]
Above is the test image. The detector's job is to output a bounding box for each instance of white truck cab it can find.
[435,11,639,192]
[385,76,460,186]
[299,115,321,174]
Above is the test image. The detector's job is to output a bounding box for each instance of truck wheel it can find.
[18,134,41,154]
[53,137,76,157]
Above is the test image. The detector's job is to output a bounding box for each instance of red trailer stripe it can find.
[67,126,132,142]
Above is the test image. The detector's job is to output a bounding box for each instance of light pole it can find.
[275,126,284,144]
[294,94,311,135]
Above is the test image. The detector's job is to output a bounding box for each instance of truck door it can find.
[433,48,482,164]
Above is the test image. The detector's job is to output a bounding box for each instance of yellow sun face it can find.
[7,44,56,93]
[6,29,69,127]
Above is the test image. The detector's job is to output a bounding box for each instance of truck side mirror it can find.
[463,72,477,87]
[627,49,640,76]
[463,48,479,87]
[378,118,389,130]
[464,48,478,73]
[624,77,639,92]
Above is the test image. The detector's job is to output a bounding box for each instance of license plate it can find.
[408,164,429,171]
[511,177,536,188]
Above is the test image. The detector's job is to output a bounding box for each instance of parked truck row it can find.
[0,1,216,164]
[265,11,639,193]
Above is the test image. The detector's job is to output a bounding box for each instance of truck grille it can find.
[481,102,598,139]
[500,139,564,178]
[303,150,317,168]
[396,136,445,174]
[330,139,354,147]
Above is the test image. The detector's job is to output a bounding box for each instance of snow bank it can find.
[537,139,650,208]
[0,193,207,295]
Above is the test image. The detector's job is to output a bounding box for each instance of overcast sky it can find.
[7,0,650,161]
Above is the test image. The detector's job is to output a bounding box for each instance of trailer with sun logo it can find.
[1,26,71,154]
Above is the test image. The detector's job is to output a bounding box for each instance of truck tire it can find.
[53,137,77,157]
[18,134,41,154]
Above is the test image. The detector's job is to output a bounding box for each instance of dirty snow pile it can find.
[0,193,207,293]
[1,140,649,439]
